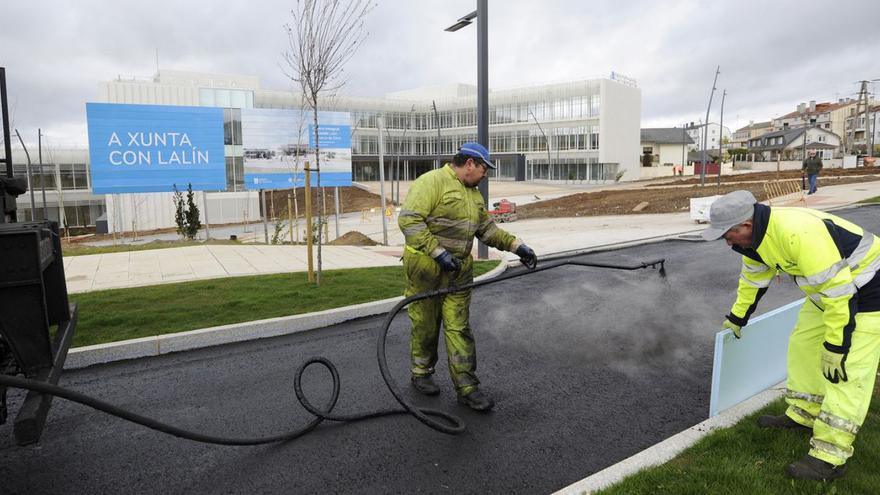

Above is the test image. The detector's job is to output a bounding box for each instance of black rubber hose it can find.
[0,255,665,445]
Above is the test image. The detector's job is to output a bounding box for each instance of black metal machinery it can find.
[0,66,78,445]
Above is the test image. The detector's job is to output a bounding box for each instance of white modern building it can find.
[685,121,731,152]
[12,70,642,228]
[101,70,641,184]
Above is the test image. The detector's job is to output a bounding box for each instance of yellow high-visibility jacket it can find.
[729,204,880,352]
[398,164,520,259]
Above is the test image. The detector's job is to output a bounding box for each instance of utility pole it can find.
[475,0,489,259]
[717,90,726,186]
[681,123,686,174]
[13,130,36,220]
[432,100,441,170]
[701,66,720,186]
[304,162,314,282]
[377,116,388,245]
[444,1,489,259]
[529,109,552,178]
[38,128,46,218]
[853,79,879,157]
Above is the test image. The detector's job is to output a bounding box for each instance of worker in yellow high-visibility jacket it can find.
[398,142,537,411]
[703,190,880,481]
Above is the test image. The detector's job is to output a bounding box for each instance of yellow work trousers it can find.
[784,302,880,466]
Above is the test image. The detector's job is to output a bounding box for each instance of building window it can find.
[223,108,242,146]
[200,88,254,109]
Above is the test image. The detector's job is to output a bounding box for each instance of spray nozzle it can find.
[653,261,666,278]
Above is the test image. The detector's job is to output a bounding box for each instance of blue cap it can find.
[458,142,496,169]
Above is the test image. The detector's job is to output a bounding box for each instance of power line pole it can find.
[700,66,720,187]
[717,89,726,186]
[681,122,686,175]
[38,128,46,218]
[432,100,441,170]
[377,116,388,245]
[475,0,489,260]
[849,80,869,156]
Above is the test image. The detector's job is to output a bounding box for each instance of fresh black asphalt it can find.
[2,205,878,494]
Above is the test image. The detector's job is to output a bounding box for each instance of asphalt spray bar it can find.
[0,254,665,445]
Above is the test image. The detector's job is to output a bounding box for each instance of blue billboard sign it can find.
[241,108,352,190]
[307,124,352,149]
[86,103,226,194]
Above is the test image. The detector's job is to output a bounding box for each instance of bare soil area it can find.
[519,171,880,219]
[648,166,880,187]
[265,186,390,218]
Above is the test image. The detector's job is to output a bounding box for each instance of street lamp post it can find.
[445,1,489,260]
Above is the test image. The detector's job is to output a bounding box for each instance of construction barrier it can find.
[763,178,806,206]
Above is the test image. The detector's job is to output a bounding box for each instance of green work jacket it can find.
[398,164,519,259]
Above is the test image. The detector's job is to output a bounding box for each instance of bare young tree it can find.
[283,0,374,285]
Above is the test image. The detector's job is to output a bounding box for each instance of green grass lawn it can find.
[62,239,244,256]
[69,261,499,347]
[598,384,880,494]
[858,196,880,204]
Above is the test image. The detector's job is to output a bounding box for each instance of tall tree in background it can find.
[283,0,373,285]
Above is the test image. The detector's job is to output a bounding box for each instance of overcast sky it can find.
[2,0,878,149]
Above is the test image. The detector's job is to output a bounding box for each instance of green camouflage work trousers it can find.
[403,248,478,396]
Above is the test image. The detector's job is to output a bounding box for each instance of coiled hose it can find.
[0,255,665,445]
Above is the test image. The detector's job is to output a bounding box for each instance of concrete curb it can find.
[554,382,786,495]
[65,259,510,370]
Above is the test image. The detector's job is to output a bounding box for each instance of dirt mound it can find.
[328,231,380,246]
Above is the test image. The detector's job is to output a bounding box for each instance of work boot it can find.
[785,455,846,481]
[457,389,494,412]
[410,375,440,396]
[757,414,810,431]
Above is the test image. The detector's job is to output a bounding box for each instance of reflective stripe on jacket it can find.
[729,205,880,352]
[398,164,519,259]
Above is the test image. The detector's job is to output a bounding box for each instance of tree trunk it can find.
[313,102,323,286]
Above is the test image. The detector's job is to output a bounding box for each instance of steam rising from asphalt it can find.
[480,266,720,380]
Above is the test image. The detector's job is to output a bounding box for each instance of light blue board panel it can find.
[709,299,804,417]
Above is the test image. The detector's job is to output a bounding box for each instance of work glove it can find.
[434,250,462,272]
[821,345,848,383]
[722,319,742,339]
[515,243,538,270]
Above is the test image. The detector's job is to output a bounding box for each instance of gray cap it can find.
[701,190,757,241]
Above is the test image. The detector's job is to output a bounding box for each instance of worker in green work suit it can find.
[398,142,537,411]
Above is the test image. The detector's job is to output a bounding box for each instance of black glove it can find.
[434,250,462,272]
[515,243,538,269]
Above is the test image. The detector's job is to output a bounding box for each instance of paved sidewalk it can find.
[64,245,407,293]
[64,180,880,293]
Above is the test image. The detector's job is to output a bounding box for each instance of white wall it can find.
[658,143,687,166]
[600,79,641,181]
[736,158,844,172]
[98,81,200,106]
[105,191,260,233]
